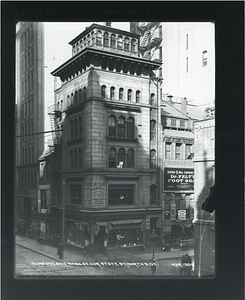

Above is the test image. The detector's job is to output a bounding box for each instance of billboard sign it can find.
[164,168,194,191]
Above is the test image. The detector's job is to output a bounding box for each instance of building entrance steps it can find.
[15,235,194,263]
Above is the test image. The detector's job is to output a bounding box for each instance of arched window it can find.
[117,36,123,49]
[151,93,155,105]
[87,34,90,47]
[79,89,82,102]
[124,37,129,51]
[83,87,86,100]
[96,30,102,45]
[104,32,109,46]
[74,119,78,140]
[74,91,78,104]
[127,149,134,168]
[150,149,157,169]
[136,90,140,103]
[118,116,125,137]
[119,88,124,100]
[127,89,132,102]
[111,34,116,47]
[175,194,183,210]
[109,148,116,168]
[150,185,157,205]
[101,85,106,99]
[131,39,136,52]
[79,149,82,168]
[60,100,63,111]
[79,117,82,138]
[110,86,115,100]
[71,93,74,105]
[70,120,74,140]
[118,148,125,168]
[127,117,134,138]
[109,115,116,137]
[70,150,74,169]
[150,120,156,141]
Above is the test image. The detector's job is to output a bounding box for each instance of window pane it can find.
[150,185,157,205]
[109,184,134,205]
[118,117,125,137]
[175,143,181,159]
[70,185,82,204]
[109,116,116,137]
[118,148,125,168]
[109,148,116,168]
[127,149,134,168]
[127,118,134,138]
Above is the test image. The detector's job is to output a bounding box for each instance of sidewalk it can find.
[16,235,194,263]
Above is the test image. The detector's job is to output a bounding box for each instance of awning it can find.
[111,219,143,225]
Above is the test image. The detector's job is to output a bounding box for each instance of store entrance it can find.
[94,227,105,252]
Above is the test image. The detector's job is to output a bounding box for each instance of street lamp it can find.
[150,229,158,276]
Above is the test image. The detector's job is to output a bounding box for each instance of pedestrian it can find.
[180,254,186,276]
[185,254,192,276]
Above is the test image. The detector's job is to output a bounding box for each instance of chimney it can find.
[181,97,187,114]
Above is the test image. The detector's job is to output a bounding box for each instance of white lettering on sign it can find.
[194,119,215,130]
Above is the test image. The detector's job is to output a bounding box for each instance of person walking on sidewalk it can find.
[185,254,192,276]
[180,254,186,276]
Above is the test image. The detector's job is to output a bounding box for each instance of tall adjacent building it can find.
[15,22,45,236]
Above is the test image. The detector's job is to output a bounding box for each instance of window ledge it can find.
[107,136,137,142]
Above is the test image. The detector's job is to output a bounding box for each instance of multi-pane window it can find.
[109,148,116,168]
[171,119,177,128]
[127,117,134,138]
[119,88,124,100]
[180,120,186,129]
[109,115,116,137]
[108,115,135,139]
[117,116,125,137]
[104,32,109,46]
[185,144,192,159]
[150,184,157,205]
[202,50,207,67]
[111,34,116,47]
[127,149,134,168]
[110,86,115,100]
[96,31,102,45]
[150,149,157,169]
[127,89,132,102]
[150,120,156,141]
[74,119,78,140]
[118,148,125,168]
[101,85,106,99]
[79,117,82,138]
[117,36,123,49]
[109,147,134,169]
[131,39,136,52]
[124,38,129,51]
[70,185,82,205]
[175,143,181,159]
[165,142,171,159]
[136,90,140,103]
[108,184,134,205]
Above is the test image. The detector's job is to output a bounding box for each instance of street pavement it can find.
[16,235,194,263]
[15,235,195,277]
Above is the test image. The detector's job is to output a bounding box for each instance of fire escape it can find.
[47,104,63,145]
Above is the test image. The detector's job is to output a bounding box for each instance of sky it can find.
[43,22,130,146]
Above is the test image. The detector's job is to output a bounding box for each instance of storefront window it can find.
[65,221,88,246]
[108,228,143,247]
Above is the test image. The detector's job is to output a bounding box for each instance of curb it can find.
[16,243,63,262]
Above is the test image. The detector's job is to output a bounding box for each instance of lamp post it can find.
[150,229,158,276]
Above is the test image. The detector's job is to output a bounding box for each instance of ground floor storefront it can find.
[60,208,162,254]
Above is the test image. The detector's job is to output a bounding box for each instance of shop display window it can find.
[108,228,143,247]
